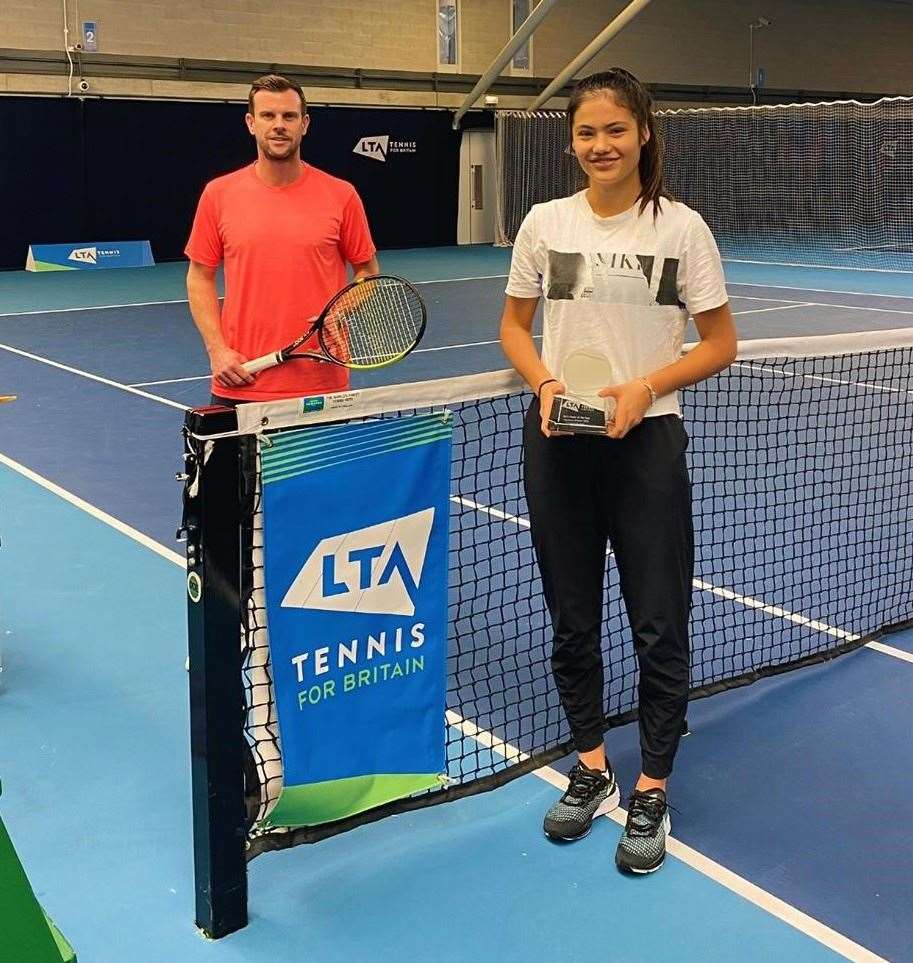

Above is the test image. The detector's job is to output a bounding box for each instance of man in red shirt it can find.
[185,74,379,403]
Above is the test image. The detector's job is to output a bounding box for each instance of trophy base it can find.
[547,395,611,435]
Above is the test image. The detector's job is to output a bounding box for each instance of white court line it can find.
[130,333,544,384]
[866,640,913,664]
[0,275,510,320]
[445,711,888,963]
[729,296,913,317]
[415,274,508,284]
[733,302,814,316]
[0,453,186,569]
[735,360,913,398]
[452,495,530,528]
[833,243,912,254]
[723,256,912,276]
[451,495,897,655]
[415,333,541,355]
[0,342,188,410]
[132,374,211,387]
[0,298,190,318]
[416,338,501,354]
[728,281,913,301]
[801,301,913,317]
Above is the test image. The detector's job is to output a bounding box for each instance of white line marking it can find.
[834,243,913,254]
[132,334,539,384]
[451,497,898,651]
[723,256,913,276]
[452,495,530,528]
[727,282,913,301]
[693,578,857,640]
[0,342,188,410]
[729,296,913,317]
[865,640,913,664]
[729,295,805,303]
[802,301,913,317]
[415,334,541,355]
[416,339,500,353]
[131,375,211,387]
[446,711,531,764]
[0,277,512,319]
[733,302,814,316]
[0,453,186,568]
[415,274,508,284]
[0,298,190,318]
[733,360,913,398]
[445,710,888,962]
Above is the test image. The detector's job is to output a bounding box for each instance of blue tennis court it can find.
[1,245,911,962]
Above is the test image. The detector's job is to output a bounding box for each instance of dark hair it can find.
[567,68,667,216]
[248,74,307,115]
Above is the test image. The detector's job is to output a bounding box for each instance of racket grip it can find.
[243,352,283,374]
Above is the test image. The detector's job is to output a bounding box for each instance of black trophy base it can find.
[547,395,609,435]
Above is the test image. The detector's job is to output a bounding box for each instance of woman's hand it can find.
[539,380,568,437]
[599,380,653,439]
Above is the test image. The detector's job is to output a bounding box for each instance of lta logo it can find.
[281,508,435,616]
[353,135,390,162]
[68,247,98,264]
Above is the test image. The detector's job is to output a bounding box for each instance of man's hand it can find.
[210,344,255,388]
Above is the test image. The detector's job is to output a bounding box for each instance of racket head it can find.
[316,274,427,369]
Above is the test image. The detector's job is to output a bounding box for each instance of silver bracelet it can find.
[638,377,658,406]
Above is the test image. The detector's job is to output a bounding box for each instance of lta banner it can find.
[25,241,154,271]
[260,412,452,827]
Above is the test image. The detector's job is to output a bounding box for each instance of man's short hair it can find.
[248,74,307,115]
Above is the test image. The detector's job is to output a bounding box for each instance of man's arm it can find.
[351,256,380,281]
[186,260,254,388]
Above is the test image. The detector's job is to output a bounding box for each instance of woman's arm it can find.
[500,294,567,436]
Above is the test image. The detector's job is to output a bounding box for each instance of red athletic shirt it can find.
[185,162,376,400]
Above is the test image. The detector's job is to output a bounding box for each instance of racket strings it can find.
[322,278,424,365]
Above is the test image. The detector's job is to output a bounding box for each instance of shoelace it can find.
[624,792,673,837]
[562,764,607,805]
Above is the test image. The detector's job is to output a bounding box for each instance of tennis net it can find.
[495,95,913,272]
[182,329,913,889]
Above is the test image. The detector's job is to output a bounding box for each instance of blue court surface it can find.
[1,246,911,962]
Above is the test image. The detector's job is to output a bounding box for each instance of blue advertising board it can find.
[25,241,154,272]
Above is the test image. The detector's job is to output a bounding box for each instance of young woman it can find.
[500,68,736,874]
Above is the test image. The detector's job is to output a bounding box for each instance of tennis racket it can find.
[243,274,426,374]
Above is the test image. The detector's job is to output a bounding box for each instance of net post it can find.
[182,406,248,938]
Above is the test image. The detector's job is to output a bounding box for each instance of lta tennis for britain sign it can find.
[25,241,154,271]
[352,135,418,162]
[259,412,451,828]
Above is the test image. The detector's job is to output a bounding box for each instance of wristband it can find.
[537,378,558,397]
[639,377,658,406]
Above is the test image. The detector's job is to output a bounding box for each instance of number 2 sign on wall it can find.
[82,21,98,52]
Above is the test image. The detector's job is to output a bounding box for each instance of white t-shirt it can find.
[505,191,729,418]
